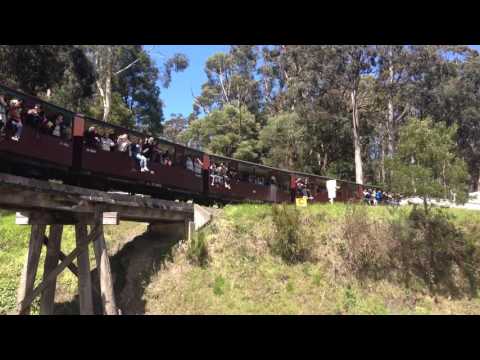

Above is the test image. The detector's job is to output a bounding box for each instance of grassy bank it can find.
[144,203,480,314]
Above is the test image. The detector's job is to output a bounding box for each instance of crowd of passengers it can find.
[208,160,281,191]
[363,188,401,206]
[0,95,68,141]
[84,126,175,173]
[295,177,314,199]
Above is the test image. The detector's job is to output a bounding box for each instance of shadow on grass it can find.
[54,222,185,315]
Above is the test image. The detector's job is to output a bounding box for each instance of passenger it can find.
[0,94,7,133]
[7,99,23,141]
[131,139,149,172]
[117,133,130,152]
[26,104,46,132]
[270,175,277,186]
[100,132,115,151]
[108,134,117,152]
[209,162,218,186]
[163,150,172,166]
[376,189,383,205]
[219,163,231,189]
[143,137,158,162]
[194,157,203,178]
[186,156,194,171]
[85,126,100,148]
[51,114,67,138]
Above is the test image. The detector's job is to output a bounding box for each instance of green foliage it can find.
[269,204,312,264]
[259,112,305,170]
[196,46,260,114]
[86,92,136,129]
[213,275,226,296]
[341,205,391,280]
[186,232,209,268]
[180,105,261,161]
[340,204,480,298]
[398,208,480,296]
[387,117,469,209]
[0,45,79,94]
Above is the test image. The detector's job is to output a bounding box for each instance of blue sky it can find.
[147,45,480,119]
[146,45,230,118]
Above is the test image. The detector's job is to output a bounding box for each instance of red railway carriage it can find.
[0,83,376,205]
[76,116,204,196]
[205,154,291,203]
[0,85,74,173]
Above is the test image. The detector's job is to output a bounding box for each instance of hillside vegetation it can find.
[145,204,480,315]
[2,204,480,315]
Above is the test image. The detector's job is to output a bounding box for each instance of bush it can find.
[396,208,480,297]
[186,231,209,268]
[340,204,480,298]
[341,205,392,280]
[270,204,312,264]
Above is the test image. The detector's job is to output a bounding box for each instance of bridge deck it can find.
[0,172,194,223]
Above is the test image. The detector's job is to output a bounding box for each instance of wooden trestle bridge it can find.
[0,172,206,315]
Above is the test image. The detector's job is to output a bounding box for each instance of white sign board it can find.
[326,180,337,200]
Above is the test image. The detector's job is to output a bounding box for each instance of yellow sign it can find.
[296,196,308,207]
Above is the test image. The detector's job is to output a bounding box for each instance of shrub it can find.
[186,231,209,268]
[397,208,480,297]
[341,205,392,280]
[341,204,480,298]
[270,204,312,264]
[213,275,225,296]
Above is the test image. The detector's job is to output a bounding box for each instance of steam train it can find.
[0,84,368,205]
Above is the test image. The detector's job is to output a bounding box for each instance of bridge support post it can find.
[75,224,94,315]
[14,210,118,315]
[92,210,117,315]
[39,225,63,315]
[17,224,46,315]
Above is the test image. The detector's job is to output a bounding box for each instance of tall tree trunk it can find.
[95,46,113,123]
[380,139,386,184]
[102,47,113,122]
[387,53,395,157]
[103,68,112,122]
[387,97,395,157]
[351,89,363,184]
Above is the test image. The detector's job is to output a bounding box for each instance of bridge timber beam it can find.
[0,172,194,223]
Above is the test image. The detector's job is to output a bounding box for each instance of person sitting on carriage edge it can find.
[131,139,150,173]
[186,156,194,171]
[141,138,155,173]
[163,150,172,166]
[8,99,23,141]
[194,157,203,178]
[100,132,115,151]
[26,104,48,135]
[117,133,130,152]
[143,137,157,162]
[85,126,100,148]
[51,114,67,138]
